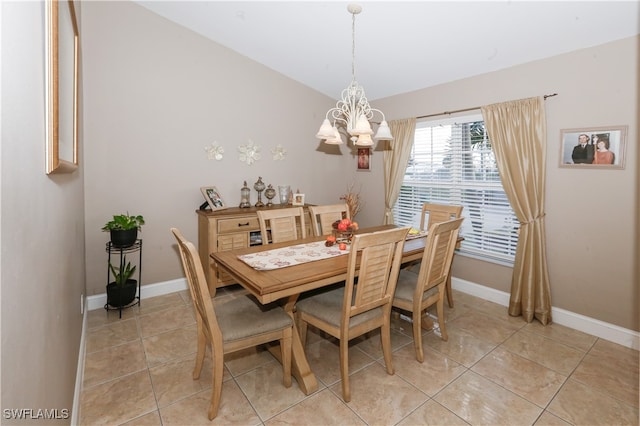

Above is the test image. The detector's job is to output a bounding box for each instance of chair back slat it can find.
[344,227,408,320]
[416,218,464,295]
[420,203,463,231]
[257,207,306,244]
[308,203,350,236]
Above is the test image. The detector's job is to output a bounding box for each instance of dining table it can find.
[210,224,431,395]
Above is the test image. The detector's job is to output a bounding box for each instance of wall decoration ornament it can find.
[204,142,224,160]
[271,144,287,160]
[238,140,261,165]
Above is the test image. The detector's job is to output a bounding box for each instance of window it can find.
[393,114,518,264]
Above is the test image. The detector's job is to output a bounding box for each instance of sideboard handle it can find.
[238,222,250,227]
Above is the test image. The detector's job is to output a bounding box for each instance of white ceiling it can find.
[135,1,640,100]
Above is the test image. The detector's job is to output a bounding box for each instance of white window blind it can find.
[393,114,518,264]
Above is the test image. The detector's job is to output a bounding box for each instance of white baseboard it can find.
[452,277,640,350]
[86,278,188,311]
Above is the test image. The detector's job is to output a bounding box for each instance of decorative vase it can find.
[239,181,251,208]
[264,184,276,207]
[254,177,266,207]
[278,185,290,205]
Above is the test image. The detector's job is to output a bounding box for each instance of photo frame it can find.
[292,193,305,206]
[200,186,226,210]
[46,0,79,174]
[356,147,371,171]
[559,125,627,169]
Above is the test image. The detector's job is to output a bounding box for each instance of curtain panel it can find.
[382,118,416,225]
[481,97,552,325]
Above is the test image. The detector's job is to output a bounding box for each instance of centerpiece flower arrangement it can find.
[325,218,359,249]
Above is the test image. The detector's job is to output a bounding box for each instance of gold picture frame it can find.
[200,186,226,210]
[559,125,627,169]
[46,0,79,174]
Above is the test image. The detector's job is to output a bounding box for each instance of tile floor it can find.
[80,286,639,425]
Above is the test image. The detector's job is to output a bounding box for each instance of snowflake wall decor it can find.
[238,140,261,165]
[204,142,224,160]
[271,144,287,161]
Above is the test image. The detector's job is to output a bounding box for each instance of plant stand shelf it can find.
[104,239,142,318]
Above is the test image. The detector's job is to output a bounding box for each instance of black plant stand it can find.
[105,239,142,318]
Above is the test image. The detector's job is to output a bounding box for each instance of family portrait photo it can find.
[559,125,627,169]
[200,186,226,210]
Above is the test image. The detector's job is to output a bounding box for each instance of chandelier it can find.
[315,3,393,146]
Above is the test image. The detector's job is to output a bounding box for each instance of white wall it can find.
[1,1,85,417]
[373,36,639,331]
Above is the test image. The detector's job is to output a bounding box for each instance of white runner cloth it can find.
[238,241,349,271]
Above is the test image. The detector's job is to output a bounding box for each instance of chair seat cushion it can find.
[217,295,292,343]
[394,269,438,303]
[296,287,382,328]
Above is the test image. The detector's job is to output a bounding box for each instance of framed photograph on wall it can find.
[357,147,371,171]
[559,125,627,169]
[200,186,226,210]
[292,193,305,206]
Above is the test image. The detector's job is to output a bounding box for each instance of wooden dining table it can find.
[211,224,430,395]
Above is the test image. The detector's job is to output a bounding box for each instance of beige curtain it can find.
[481,97,552,325]
[382,118,416,224]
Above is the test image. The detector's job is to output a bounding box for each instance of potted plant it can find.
[106,256,138,307]
[102,213,145,248]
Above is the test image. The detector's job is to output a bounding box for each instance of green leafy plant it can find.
[102,213,145,232]
[109,257,137,287]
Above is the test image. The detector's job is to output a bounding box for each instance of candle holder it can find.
[264,184,276,207]
[239,181,251,208]
[253,177,266,207]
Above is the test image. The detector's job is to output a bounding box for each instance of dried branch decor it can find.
[340,181,364,219]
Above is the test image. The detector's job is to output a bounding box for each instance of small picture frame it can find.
[559,125,627,169]
[200,186,226,210]
[292,193,305,206]
[357,147,371,171]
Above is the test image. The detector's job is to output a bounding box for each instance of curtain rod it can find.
[415,93,558,120]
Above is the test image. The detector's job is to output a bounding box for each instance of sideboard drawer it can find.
[217,217,260,234]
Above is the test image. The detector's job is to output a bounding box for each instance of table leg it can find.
[267,294,318,395]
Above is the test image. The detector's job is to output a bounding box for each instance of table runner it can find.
[238,241,349,271]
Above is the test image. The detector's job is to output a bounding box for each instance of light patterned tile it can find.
[138,304,195,337]
[224,346,278,377]
[353,328,413,360]
[397,400,470,426]
[235,361,307,421]
[435,371,542,425]
[446,310,521,345]
[142,325,197,367]
[159,382,261,425]
[501,329,585,375]
[85,318,140,353]
[524,321,597,352]
[83,340,147,388]
[120,410,162,426]
[423,326,496,367]
[148,353,213,408]
[534,410,572,426]
[329,363,428,425]
[471,346,567,407]
[266,388,365,426]
[392,343,466,397]
[302,337,375,387]
[87,306,137,329]
[547,379,639,425]
[80,370,157,425]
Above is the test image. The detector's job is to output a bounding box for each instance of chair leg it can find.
[339,339,351,402]
[412,310,424,363]
[380,320,394,375]
[193,325,207,379]
[446,269,454,308]
[280,329,293,388]
[437,287,449,341]
[208,347,224,420]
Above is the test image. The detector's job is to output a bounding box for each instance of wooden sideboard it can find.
[196,205,313,291]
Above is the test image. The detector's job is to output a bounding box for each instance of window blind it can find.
[393,115,518,264]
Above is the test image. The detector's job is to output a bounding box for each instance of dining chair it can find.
[308,203,351,236]
[295,227,409,402]
[170,228,293,420]
[392,217,464,362]
[257,207,306,244]
[420,202,464,308]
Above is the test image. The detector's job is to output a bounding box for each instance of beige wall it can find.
[372,36,639,331]
[1,0,85,419]
[80,1,350,297]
